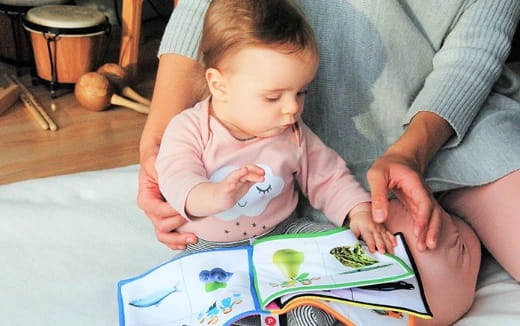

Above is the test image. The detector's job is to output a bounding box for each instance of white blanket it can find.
[1,165,518,325]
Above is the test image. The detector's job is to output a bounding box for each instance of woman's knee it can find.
[384,200,481,325]
[415,218,480,325]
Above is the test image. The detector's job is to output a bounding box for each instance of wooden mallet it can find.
[97,63,152,106]
[74,72,149,114]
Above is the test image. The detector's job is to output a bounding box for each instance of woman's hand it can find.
[367,152,441,252]
[367,111,454,252]
[137,153,197,250]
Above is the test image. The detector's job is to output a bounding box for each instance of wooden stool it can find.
[119,0,178,80]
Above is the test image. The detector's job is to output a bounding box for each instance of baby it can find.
[155,1,396,325]
[156,0,395,254]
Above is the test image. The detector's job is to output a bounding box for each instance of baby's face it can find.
[214,46,318,139]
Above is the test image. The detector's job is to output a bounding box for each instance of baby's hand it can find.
[217,164,265,211]
[347,202,396,254]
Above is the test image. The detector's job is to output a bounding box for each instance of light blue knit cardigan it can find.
[158,0,520,193]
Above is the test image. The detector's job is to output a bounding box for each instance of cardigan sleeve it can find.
[405,0,520,147]
[157,0,210,59]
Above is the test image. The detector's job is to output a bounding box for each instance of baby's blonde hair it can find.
[198,0,317,69]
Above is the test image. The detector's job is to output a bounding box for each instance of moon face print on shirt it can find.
[209,164,284,221]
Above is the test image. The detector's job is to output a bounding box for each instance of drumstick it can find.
[3,74,48,130]
[4,73,58,131]
[19,93,50,130]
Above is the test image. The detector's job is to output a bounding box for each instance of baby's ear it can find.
[205,68,229,101]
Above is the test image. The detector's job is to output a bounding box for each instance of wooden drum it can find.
[23,5,110,93]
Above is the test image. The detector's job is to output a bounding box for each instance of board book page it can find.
[118,228,430,326]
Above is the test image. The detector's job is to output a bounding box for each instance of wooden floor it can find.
[0,24,161,185]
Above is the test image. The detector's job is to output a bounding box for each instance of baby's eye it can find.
[256,185,272,194]
[297,90,308,97]
[265,96,280,102]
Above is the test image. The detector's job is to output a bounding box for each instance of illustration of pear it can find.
[272,249,304,279]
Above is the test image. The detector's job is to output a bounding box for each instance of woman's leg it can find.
[384,200,481,326]
[441,169,520,281]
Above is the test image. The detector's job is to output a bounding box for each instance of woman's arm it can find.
[405,0,520,147]
[137,53,207,250]
[368,0,519,252]
[137,0,210,250]
[140,53,206,162]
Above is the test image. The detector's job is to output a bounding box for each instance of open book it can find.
[118,228,432,326]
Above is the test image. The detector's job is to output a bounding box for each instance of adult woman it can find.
[138,1,520,324]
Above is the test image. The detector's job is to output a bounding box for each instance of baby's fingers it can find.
[380,230,397,255]
[244,164,265,175]
[240,164,265,183]
[225,167,251,184]
[367,228,396,255]
[362,232,377,253]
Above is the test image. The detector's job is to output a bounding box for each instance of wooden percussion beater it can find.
[74,71,149,114]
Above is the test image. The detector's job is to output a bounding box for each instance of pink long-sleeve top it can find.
[156,98,371,242]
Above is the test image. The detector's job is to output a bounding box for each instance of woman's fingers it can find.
[425,206,442,250]
[366,166,390,223]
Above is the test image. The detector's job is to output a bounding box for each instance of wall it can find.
[75,0,173,26]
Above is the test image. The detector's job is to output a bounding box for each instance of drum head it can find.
[23,5,109,36]
[25,5,106,29]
